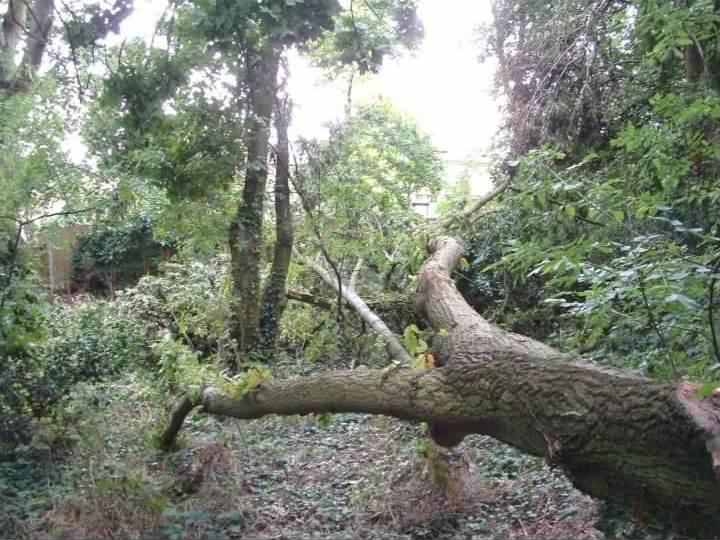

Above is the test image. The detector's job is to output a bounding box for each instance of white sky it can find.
[117,0,500,166]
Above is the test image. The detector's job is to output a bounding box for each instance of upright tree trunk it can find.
[258,92,293,352]
[711,0,720,89]
[229,42,280,364]
[18,0,55,84]
[0,0,27,86]
[685,43,705,83]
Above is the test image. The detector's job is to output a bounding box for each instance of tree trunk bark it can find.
[18,0,54,84]
[0,0,27,85]
[161,236,720,536]
[258,92,293,352]
[229,42,280,363]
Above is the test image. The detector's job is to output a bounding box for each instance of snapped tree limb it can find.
[304,256,413,364]
[441,178,511,227]
[160,236,720,535]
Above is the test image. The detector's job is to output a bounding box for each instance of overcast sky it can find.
[116,1,500,163]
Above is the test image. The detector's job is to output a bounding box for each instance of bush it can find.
[38,301,150,392]
[118,258,232,358]
[0,301,150,447]
[152,335,219,392]
[72,216,172,294]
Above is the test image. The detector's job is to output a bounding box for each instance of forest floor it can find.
[3,362,687,540]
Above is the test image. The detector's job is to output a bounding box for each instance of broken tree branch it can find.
[302,255,413,364]
[160,236,720,535]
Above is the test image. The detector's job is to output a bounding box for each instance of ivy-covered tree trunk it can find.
[162,236,720,536]
[258,92,293,352]
[229,42,281,364]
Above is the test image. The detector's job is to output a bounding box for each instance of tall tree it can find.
[221,0,424,362]
[0,0,135,92]
[88,0,425,366]
[258,89,293,351]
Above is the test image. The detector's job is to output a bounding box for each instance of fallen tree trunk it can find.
[161,237,720,535]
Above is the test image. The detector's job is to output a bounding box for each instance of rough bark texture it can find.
[259,93,293,351]
[162,236,720,536]
[19,0,54,83]
[0,0,27,84]
[229,43,280,361]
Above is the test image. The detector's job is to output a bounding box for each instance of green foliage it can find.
[402,324,427,357]
[466,141,720,377]
[466,0,720,384]
[0,83,80,219]
[637,0,720,88]
[310,0,423,74]
[0,302,149,447]
[188,0,341,49]
[297,99,443,284]
[222,364,273,398]
[280,303,340,362]
[0,254,47,359]
[88,40,242,200]
[72,216,171,292]
[118,258,232,358]
[435,176,472,217]
[152,336,214,391]
[43,301,149,379]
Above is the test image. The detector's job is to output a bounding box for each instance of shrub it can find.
[152,335,220,392]
[0,301,150,447]
[117,258,231,358]
[72,216,172,294]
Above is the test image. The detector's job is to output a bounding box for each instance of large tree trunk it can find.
[161,236,720,536]
[229,42,280,363]
[258,92,293,352]
[0,0,27,86]
[18,0,54,84]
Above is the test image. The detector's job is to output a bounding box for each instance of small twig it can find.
[0,206,97,226]
[56,1,85,100]
[442,178,511,228]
